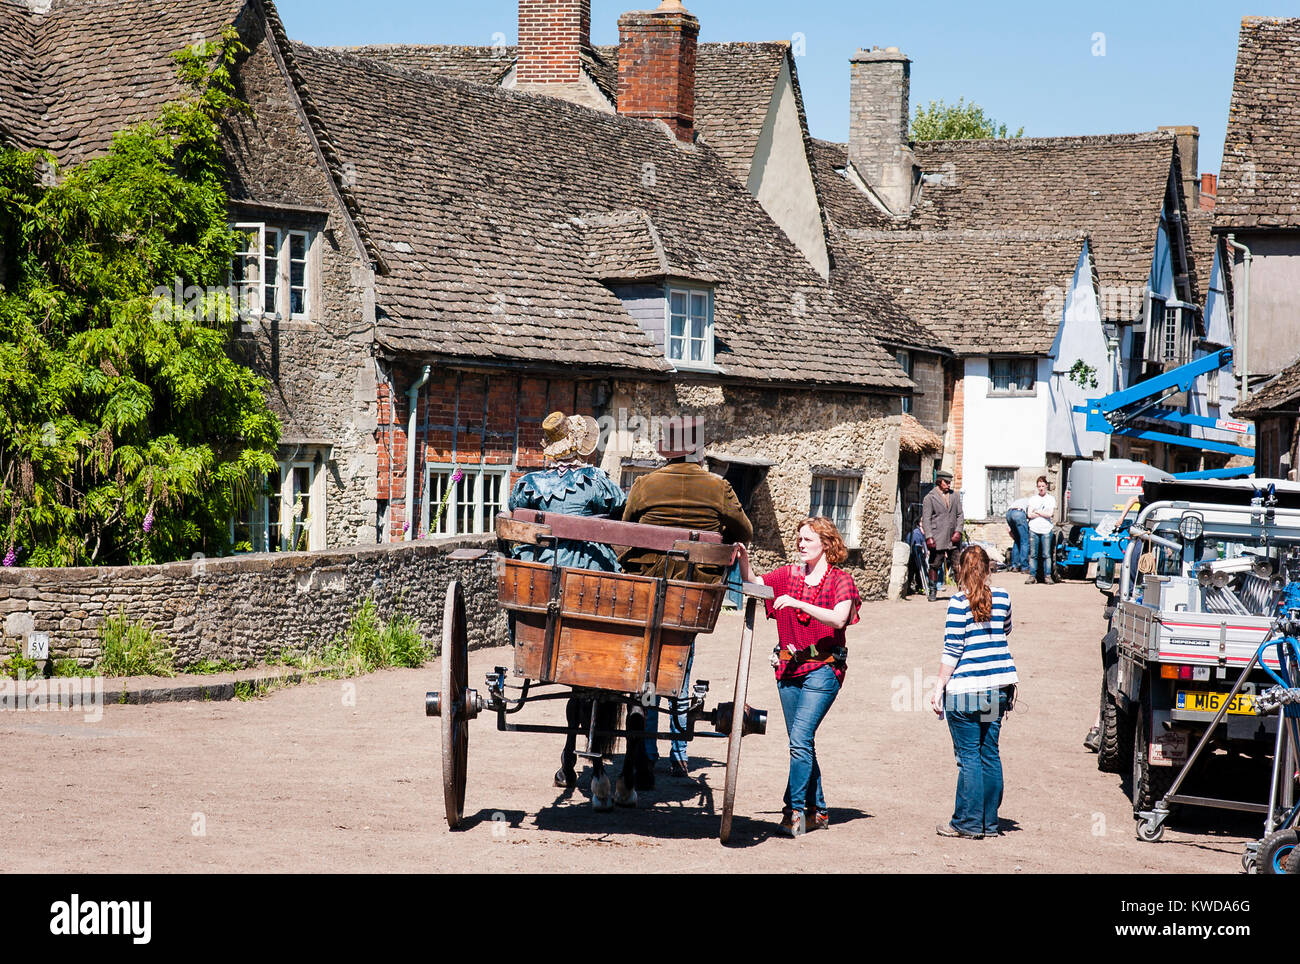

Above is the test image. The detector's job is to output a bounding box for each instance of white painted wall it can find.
[747,58,830,278]
[1047,242,1109,458]
[961,356,1051,519]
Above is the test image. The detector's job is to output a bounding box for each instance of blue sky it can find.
[278,0,1283,177]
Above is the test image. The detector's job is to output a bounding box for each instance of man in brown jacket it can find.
[619,418,753,583]
[616,416,753,799]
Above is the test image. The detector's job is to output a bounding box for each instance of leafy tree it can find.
[911,98,1024,141]
[0,28,280,567]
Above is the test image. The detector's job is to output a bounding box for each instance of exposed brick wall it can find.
[377,367,605,542]
[943,363,964,489]
[517,0,590,86]
[617,7,699,142]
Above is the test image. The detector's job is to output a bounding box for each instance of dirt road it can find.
[0,576,1261,873]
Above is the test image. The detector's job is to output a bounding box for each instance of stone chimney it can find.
[1200,173,1217,211]
[1159,124,1200,209]
[617,1,700,143]
[517,0,591,88]
[849,47,917,215]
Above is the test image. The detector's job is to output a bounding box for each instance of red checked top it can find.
[761,564,862,682]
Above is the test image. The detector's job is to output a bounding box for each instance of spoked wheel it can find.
[720,595,757,844]
[441,580,469,830]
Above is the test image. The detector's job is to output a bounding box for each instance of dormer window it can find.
[231,222,314,322]
[667,286,713,368]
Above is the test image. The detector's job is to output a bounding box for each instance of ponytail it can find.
[958,545,992,623]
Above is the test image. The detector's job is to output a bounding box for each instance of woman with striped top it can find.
[930,545,1019,839]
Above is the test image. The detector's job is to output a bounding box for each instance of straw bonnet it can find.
[542,411,600,460]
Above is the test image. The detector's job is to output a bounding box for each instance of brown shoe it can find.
[936,823,983,839]
[779,810,806,838]
[811,810,830,832]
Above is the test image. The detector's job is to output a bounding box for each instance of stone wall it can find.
[605,380,901,599]
[0,538,504,670]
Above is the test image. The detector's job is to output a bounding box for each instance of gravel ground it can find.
[0,575,1264,873]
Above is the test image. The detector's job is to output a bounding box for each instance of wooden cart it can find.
[426,509,772,843]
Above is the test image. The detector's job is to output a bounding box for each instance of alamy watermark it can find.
[0,673,104,722]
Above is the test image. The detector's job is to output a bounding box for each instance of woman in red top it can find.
[736,517,861,837]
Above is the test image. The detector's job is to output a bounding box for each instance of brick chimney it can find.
[517,0,591,87]
[1200,173,1217,211]
[1159,124,1200,209]
[617,1,700,143]
[849,47,917,215]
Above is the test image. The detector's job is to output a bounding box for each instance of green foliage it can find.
[187,657,240,675]
[324,598,432,675]
[1067,359,1100,390]
[0,27,280,567]
[911,98,1024,141]
[2,644,40,679]
[52,658,95,677]
[96,609,174,677]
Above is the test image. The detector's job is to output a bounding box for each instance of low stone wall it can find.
[0,537,503,669]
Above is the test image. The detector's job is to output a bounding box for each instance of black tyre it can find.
[1131,701,1176,814]
[1259,828,1299,875]
[1097,676,1133,774]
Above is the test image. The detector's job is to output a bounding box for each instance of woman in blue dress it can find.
[509,411,626,810]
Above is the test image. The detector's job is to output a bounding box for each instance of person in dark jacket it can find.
[616,416,753,803]
[921,470,964,601]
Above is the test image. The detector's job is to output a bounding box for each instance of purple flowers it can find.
[452,467,464,484]
[142,507,154,533]
[2,547,15,568]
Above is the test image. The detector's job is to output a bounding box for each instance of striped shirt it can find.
[942,588,1019,696]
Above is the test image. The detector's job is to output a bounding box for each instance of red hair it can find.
[796,516,848,566]
[958,545,992,622]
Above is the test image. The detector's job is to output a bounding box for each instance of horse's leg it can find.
[588,700,613,811]
[555,695,580,788]
[617,701,645,807]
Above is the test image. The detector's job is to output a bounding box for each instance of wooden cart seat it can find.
[496,511,733,695]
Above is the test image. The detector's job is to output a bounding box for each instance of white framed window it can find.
[231,223,263,319]
[619,463,660,493]
[666,287,713,368]
[988,357,1036,395]
[231,457,321,552]
[1207,369,1220,407]
[228,222,313,321]
[424,465,510,537]
[809,473,860,546]
[987,467,1017,517]
[896,349,913,414]
[1162,305,1180,361]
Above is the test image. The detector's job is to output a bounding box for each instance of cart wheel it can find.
[1258,828,1298,875]
[441,580,469,830]
[720,596,757,844]
[1135,816,1165,843]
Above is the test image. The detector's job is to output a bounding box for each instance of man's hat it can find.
[935,469,954,482]
[657,415,708,459]
[542,412,600,460]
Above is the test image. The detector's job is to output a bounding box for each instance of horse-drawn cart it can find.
[426,509,772,843]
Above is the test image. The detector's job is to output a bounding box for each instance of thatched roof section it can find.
[900,413,943,455]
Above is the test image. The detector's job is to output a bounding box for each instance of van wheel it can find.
[1131,701,1176,814]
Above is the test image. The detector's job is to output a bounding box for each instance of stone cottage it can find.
[0,0,921,595]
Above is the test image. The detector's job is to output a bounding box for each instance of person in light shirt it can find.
[1024,476,1057,585]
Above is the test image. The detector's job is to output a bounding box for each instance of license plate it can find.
[1176,690,1256,715]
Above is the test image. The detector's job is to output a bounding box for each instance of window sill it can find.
[670,360,724,374]
[986,390,1038,398]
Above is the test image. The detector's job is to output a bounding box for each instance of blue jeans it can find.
[777,664,840,813]
[1005,510,1030,569]
[645,645,694,766]
[1028,531,1051,581]
[945,688,1009,835]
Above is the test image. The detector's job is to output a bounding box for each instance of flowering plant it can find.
[429,467,465,535]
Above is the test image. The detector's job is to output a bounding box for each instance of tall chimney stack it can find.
[517,0,591,88]
[848,47,917,215]
[617,1,700,143]
[1159,124,1200,209]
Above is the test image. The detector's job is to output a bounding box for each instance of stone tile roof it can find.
[287,43,910,389]
[1187,208,1218,306]
[813,132,1181,327]
[338,40,789,184]
[841,229,1086,355]
[1232,357,1300,418]
[578,209,717,285]
[0,0,248,166]
[1217,17,1300,229]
